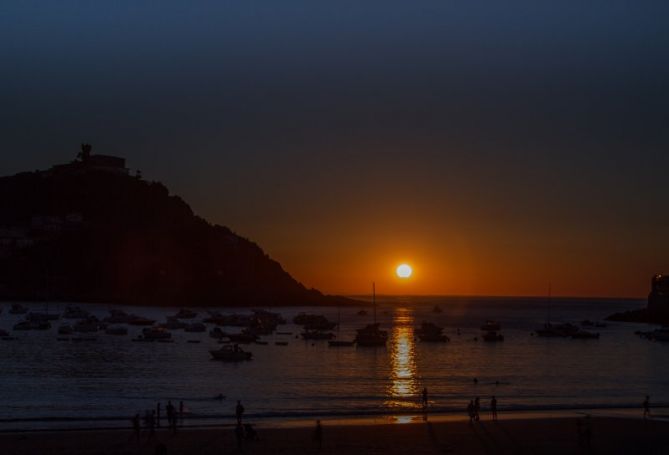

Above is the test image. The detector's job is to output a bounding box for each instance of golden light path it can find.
[386,307,420,411]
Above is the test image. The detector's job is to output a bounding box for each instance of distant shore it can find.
[1,413,667,454]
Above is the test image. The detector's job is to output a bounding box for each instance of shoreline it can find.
[0,414,667,454]
[1,406,666,433]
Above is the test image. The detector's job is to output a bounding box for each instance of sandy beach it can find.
[1,414,667,455]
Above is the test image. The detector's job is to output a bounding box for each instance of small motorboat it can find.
[184,322,206,333]
[652,328,669,342]
[141,327,172,340]
[161,318,187,330]
[416,322,450,342]
[9,304,28,315]
[209,345,253,362]
[128,316,156,326]
[227,329,259,343]
[571,330,600,339]
[62,306,91,319]
[74,318,100,333]
[173,309,198,319]
[301,330,335,340]
[481,320,501,332]
[482,331,504,342]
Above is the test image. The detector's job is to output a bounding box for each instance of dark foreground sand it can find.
[1,416,668,454]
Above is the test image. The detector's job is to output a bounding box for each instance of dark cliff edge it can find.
[606,308,669,326]
[0,164,355,307]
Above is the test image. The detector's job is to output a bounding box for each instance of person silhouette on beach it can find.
[643,395,651,419]
[166,400,176,432]
[131,413,141,442]
[474,397,480,421]
[422,387,428,409]
[473,377,478,385]
[236,400,245,424]
[314,420,323,449]
[491,396,498,421]
[467,400,475,424]
[179,400,184,424]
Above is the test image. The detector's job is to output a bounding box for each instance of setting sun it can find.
[396,264,413,279]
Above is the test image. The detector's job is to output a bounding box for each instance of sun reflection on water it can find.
[386,307,419,409]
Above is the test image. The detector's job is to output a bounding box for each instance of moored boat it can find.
[481,320,501,331]
[301,330,335,340]
[173,309,198,319]
[9,304,28,315]
[482,330,504,342]
[105,326,128,335]
[209,345,253,361]
[141,327,172,340]
[354,323,388,346]
[416,322,449,342]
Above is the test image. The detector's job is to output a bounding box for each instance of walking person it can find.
[236,400,245,425]
[422,387,428,410]
[467,400,475,424]
[643,395,651,419]
[131,413,141,443]
[314,420,323,450]
[167,401,177,434]
[179,400,184,425]
[474,397,481,422]
[491,396,498,421]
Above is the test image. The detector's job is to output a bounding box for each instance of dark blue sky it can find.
[1,1,668,296]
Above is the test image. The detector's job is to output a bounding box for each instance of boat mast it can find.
[373,281,376,324]
[546,282,552,325]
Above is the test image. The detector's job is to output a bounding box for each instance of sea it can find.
[0,296,665,431]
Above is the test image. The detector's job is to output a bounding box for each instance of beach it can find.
[2,414,668,454]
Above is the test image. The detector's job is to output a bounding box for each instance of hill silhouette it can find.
[0,150,352,307]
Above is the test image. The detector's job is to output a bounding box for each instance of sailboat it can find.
[353,282,388,347]
[328,304,354,347]
[534,283,578,337]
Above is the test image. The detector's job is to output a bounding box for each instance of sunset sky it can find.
[2,2,668,297]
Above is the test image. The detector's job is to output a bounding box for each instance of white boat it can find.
[209,345,253,361]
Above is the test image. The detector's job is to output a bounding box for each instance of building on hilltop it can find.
[648,274,669,318]
[49,144,129,176]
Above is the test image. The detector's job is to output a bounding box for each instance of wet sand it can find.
[1,415,668,454]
